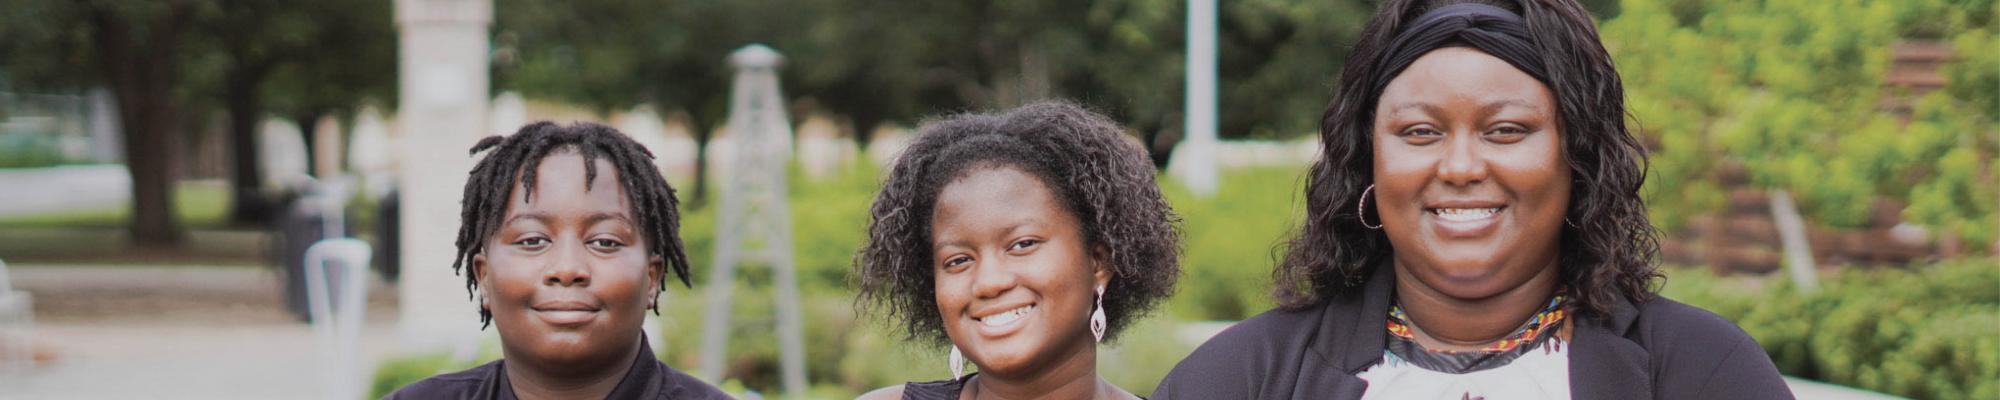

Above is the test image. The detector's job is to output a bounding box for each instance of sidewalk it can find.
[0,265,401,400]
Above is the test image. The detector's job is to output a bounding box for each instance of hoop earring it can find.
[948,345,965,379]
[1358,184,1383,229]
[1090,285,1108,343]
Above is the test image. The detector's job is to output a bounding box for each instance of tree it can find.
[1,0,204,246]
[183,0,396,225]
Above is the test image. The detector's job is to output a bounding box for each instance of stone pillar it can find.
[394,0,490,351]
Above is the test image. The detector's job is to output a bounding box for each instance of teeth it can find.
[978,305,1035,327]
[1431,207,1500,221]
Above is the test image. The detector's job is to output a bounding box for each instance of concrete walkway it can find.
[0,166,130,219]
[0,265,403,400]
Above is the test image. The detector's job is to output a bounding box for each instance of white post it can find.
[394,0,491,351]
[1172,0,1220,196]
[1769,190,1821,293]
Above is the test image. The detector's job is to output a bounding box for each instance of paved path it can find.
[0,265,404,400]
[0,166,130,219]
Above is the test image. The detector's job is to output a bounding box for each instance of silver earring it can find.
[1358,184,1383,229]
[948,345,965,378]
[1090,285,1107,343]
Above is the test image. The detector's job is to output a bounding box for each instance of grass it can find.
[0,179,268,265]
[0,179,234,229]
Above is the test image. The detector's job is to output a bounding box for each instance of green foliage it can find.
[1162,167,1300,320]
[368,351,494,399]
[1664,258,2000,399]
[0,131,65,168]
[1610,0,1997,239]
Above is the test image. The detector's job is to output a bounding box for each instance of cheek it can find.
[932,273,968,320]
[484,258,539,300]
[1496,139,1572,207]
[1371,147,1429,213]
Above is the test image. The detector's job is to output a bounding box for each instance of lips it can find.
[1424,201,1506,238]
[968,303,1037,336]
[532,299,602,326]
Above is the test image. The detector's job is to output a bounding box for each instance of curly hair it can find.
[1275,0,1661,319]
[451,121,694,328]
[855,101,1181,346]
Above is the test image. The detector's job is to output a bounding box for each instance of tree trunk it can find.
[688,116,710,207]
[1768,189,1821,292]
[91,2,193,247]
[226,74,272,225]
[90,2,197,247]
[295,110,322,177]
[117,83,183,247]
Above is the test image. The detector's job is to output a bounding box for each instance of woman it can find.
[387,122,731,399]
[1153,1,1791,399]
[855,102,1181,399]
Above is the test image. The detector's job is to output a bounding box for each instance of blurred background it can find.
[0,0,1992,399]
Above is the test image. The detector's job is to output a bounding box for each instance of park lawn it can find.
[0,179,234,229]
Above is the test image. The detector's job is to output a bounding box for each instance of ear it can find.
[1090,244,1112,290]
[647,253,666,307]
[472,253,493,309]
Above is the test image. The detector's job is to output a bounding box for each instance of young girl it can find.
[855,101,1182,399]
[387,122,730,399]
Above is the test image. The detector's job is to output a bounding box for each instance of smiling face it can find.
[1371,47,1570,300]
[930,165,1109,378]
[473,151,663,371]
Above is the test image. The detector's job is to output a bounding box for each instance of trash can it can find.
[374,189,400,283]
[277,196,326,322]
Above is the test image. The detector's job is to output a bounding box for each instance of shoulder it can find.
[382,360,500,400]
[856,385,905,400]
[1154,304,1329,399]
[1630,296,1761,350]
[1632,296,1794,399]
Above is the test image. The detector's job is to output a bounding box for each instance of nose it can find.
[969,256,1018,299]
[543,242,591,287]
[1436,133,1489,186]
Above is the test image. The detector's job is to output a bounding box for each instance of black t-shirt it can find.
[385,339,732,400]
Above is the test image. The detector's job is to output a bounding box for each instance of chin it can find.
[963,338,1046,376]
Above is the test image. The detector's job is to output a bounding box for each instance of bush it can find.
[1664,258,2000,399]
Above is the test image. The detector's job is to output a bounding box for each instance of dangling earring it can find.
[1090,285,1107,343]
[1358,184,1383,229]
[948,345,966,378]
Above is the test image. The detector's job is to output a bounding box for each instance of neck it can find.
[967,339,1122,400]
[1391,262,1559,351]
[504,339,642,400]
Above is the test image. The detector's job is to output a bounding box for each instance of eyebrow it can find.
[582,212,636,227]
[504,212,551,226]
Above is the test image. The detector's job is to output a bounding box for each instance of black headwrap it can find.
[1370,3,1550,95]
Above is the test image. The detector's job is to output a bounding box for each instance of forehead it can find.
[930,166,1073,239]
[505,151,632,216]
[1377,47,1553,111]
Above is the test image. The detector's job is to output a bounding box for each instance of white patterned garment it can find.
[1355,337,1571,400]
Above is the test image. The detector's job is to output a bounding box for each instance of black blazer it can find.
[1153,262,1793,399]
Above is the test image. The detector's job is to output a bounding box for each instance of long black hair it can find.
[1276,0,1660,318]
[451,121,694,328]
[855,101,1182,346]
